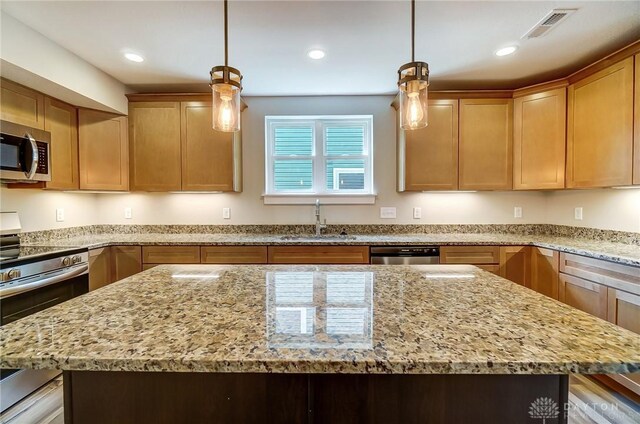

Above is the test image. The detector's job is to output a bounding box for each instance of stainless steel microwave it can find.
[0,120,51,183]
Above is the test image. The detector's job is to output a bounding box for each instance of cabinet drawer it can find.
[559,253,640,295]
[439,246,500,264]
[142,246,200,264]
[201,246,268,264]
[268,246,370,264]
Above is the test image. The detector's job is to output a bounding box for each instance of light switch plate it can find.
[380,207,397,219]
[514,206,522,219]
[574,207,583,220]
[124,207,132,219]
[55,208,65,222]
[413,207,422,219]
[222,208,231,219]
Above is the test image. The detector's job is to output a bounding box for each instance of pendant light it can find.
[210,0,242,132]
[397,0,429,130]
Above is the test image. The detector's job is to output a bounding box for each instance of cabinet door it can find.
[44,97,79,190]
[499,246,530,287]
[78,109,129,191]
[513,87,566,190]
[402,99,458,191]
[459,99,513,190]
[268,246,370,264]
[129,102,181,191]
[567,57,634,187]
[634,53,640,185]
[530,248,559,299]
[181,101,239,191]
[0,78,45,129]
[607,287,640,334]
[89,247,112,291]
[111,246,142,282]
[558,273,608,319]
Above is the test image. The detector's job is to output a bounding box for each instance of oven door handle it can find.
[0,264,88,299]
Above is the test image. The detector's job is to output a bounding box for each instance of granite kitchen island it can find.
[1,265,639,423]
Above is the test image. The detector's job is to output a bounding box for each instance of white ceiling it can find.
[1,1,639,96]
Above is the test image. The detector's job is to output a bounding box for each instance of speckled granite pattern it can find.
[1,265,639,375]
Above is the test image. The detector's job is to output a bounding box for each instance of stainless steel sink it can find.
[279,235,357,241]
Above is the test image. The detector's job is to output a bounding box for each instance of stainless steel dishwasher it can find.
[370,246,440,265]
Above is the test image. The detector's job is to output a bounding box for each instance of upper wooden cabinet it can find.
[567,57,634,188]
[44,97,79,190]
[0,78,45,129]
[459,99,513,190]
[634,53,640,185]
[513,86,566,190]
[129,102,182,191]
[398,99,459,191]
[181,101,241,192]
[78,109,129,191]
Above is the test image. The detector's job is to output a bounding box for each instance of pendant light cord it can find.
[224,0,228,66]
[411,0,415,62]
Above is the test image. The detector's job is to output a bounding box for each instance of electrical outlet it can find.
[222,208,231,219]
[514,206,522,219]
[574,207,583,220]
[56,208,65,222]
[413,207,422,219]
[380,207,397,219]
[124,207,132,219]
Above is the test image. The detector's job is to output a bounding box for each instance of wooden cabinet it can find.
[398,99,459,191]
[559,252,640,290]
[142,246,201,264]
[129,102,182,191]
[530,247,559,299]
[499,246,530,287]
[268,246,369,264]
[44,97,79,190]
[181,102,241,191]
[0,78,45,129]
[459,99,513,190]
[439,246,500,265]
[513,86,566,190]
[567,57,634,187]
[78,109,129,191]
[607,287,640,333]
[89,247,112,291]
[558,273,608,319]
[201,246,268,264]
[476,265,500,275]
[634,53,640,185]
[111,246,142,282]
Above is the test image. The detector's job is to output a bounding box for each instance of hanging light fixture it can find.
[210,0,242,132]
[397,0,429,130]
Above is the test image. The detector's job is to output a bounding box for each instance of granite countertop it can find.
[21,232,640,267]
[2,264,639,375]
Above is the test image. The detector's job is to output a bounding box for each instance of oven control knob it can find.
[72,255,82,264]
[62,257,72,267]
[7,269,21,280]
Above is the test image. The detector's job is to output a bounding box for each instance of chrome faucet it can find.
[315,199,327,236]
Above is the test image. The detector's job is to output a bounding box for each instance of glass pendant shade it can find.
[398,62,429,130]
[210,66,242,132]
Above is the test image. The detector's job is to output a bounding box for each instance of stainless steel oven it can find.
[370,246,440,265]
[0,120,51,183]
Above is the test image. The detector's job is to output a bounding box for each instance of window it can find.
[265,116,374,202]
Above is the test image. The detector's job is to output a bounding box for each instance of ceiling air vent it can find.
[522,9,576,39]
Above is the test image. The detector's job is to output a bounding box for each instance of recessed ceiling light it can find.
[495,46,517,57]
[307,49,326,60]
[124,52,144,63]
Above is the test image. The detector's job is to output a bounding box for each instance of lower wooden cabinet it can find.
[142,246,201,264]
[476,265,500,275]
[111,246,142,282]
[499,246,530,287]
[201,246,268,264]
[530,248,559,299]
[268,246,370,264]
[558,273,608,320]
[88,248,112,291]
[439,246,500,265]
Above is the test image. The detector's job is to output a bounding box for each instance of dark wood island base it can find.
[63,371,568,424]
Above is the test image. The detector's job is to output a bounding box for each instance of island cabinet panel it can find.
[458,99,513,190]
[439,246,500,265]
[400,99,458,191]
[513,87,566,190]
[0,78,45,129]
[559,252,640,293]
[201,246,268,264]
[111,246,142,282]
[181,102,240,192]
[78,109,129,191]
[558,273,608,319]
[530,247,560,299]
[129,102,182,191]
[88,247,112,291]
[567,57,634,188]
[499,246,530,287]
[43,97,79,190]
[142,246,201,264]
[268,246,370,264]
[635,53,640,185]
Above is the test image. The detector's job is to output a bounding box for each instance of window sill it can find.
[262,194,377,205]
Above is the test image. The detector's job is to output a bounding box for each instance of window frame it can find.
[264,115,374,200]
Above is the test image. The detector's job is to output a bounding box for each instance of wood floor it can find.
[0,375,637,424]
